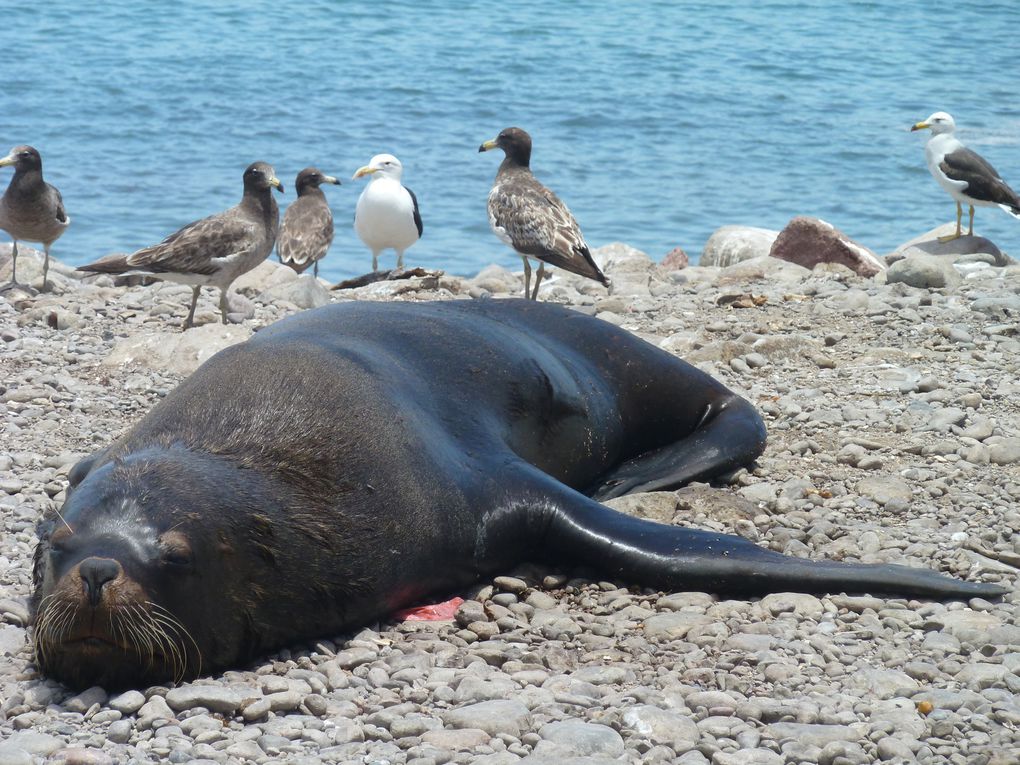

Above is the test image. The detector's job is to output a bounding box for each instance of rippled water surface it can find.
[4,1,1020,280]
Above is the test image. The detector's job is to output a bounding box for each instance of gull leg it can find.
[938,202,963,242]
[530,262,545,301]
[313,261,318,278]
[968,205,975,236]
[218,288,229,325]
[372,251,379,272]
[397,250,404,269]
[0,240,19,292]
[184,286,200,330]
[41,243,51,291]
[521,256,532,299]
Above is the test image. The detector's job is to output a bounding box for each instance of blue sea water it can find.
[3,1,1019,282]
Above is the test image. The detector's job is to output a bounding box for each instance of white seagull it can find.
[352,154,422,271]
[912,111,1020,242]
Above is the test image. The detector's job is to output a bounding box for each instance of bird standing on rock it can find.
[78,162,283,329]
[353,154,422,272]
[479,127,608,300]
[912,112,1020,242]
[0,145,69,292]
[278,167,341,277]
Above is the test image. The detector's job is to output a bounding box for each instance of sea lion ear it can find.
[68,450,105,488]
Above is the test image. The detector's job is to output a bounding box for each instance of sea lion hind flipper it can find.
[588,394,767,501]
[523,471,1007,601]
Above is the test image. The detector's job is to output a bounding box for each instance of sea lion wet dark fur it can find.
[31,299,1006,689]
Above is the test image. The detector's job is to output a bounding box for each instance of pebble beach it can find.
[1,230,1019,764]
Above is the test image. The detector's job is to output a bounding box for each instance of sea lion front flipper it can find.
[505,466,1008,601]
[588,393,767,501]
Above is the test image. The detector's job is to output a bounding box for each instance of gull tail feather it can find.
[77,253,131,274]
[999,203,1020,220]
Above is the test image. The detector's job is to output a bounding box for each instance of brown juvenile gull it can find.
[478,127,608,300]
[277,167,341,277]
[79,162,283,328]
[0,145,70,292]
[912,111,1020,242]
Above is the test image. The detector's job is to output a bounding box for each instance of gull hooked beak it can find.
[478,138,498,153]
[323,174,341,186]
[0,152,16,167]
[911,121,930,132]
[353,165,377,180]
[269,176,285,193]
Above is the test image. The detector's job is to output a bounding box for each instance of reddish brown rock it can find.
[770,216,885,277]
[660,246,689,270]
[661,246,690,270]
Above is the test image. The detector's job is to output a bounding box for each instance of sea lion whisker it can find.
[115,606,147,665]
[130,603,169,672]
[135,605,179,676]
[35,601,73,667]
[146,601,201,678]
[51,504,74,534]
[31,602,56,665]
[117,606,157,673]
[47,602,74,645]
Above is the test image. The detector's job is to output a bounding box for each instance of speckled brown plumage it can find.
[0,145,69,291]
[277,167,340,277]
[480,127,608,300]
[78,162,282,328]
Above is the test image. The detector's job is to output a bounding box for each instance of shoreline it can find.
[1,239,1019,763]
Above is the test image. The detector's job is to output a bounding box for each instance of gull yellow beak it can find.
[323,174,341,186]
[0,153,15,168]
[353,165,377,180]
[911,121,930,132]
[270,176,285,193]
[478,138,498,153]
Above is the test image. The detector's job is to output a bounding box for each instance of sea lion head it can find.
[31,447,263,690]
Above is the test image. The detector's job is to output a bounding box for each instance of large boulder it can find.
[700,226,779,267]
[715,255,811,287]
[232,259,298,296]
[0,244,82,290]
[888,224,1010,266]
[467,264,520,296]
[885,254,962,290]
[770,217,884,277]
[256,273,331,309]
[659,246,689,270]
[104,323,251,376]
[594,242,655,297]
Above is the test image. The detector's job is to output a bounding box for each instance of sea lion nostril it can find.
[79,557,120,607]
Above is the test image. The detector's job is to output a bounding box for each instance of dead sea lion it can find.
[31,299,1006,689]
